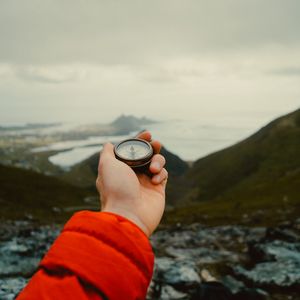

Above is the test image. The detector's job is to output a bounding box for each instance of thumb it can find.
[101,142,115,159]
[98,143,115,174]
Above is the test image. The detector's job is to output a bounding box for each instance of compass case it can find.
[114,138,154,169]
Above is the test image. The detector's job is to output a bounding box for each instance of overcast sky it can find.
[0,0,300,125]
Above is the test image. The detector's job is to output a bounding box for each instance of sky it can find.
[0,0,300,126]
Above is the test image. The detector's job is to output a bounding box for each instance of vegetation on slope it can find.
[165,108,300,226]
[0,164,95,223]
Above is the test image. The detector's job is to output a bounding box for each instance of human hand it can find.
[96,131,168,237]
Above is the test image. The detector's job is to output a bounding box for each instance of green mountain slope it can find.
[165,108,300,226]
[0,165,93,223]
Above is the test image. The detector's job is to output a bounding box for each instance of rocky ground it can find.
[0,219,299,300]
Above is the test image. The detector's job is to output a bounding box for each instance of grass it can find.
[0,164,97,224]
[164,108,300,226]
[164,170,300,227]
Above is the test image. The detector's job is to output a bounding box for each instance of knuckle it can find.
[95,176,101,188]
[164,168,168,177]
[155,153,165,164]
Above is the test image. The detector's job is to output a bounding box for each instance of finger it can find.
[100,143,115,159]
[98,143,115,173]
[136,130,152,141]
[150,140,161,154]
[136,130,161,154]
[152,168,168,185]
[149,154,166,174]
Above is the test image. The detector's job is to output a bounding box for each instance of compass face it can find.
[114,138,153,167]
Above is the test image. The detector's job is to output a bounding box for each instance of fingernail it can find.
[155,175,161,183]
[151,162,160,170]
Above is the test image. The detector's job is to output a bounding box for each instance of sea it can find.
[1,114,279,169]
[2,105,299,168]
[34,120,256,168]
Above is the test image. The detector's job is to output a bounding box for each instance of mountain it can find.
[165,108,300,226]
[0,164,94,223]
[3,109,299,227]
[110,115,156,134]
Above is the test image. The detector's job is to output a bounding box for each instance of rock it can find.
[251,240,300,262]
[165,246,239,265]
[189,281,233,300]
[222,275,246,294]
[1,220,299,299]
[265,228,299,243]
[234,240,300,287]
[2,238,31,254]
[233,225,300,288]
[233,288,269,300]
[0,278,28,300]
[244,227,267,244]
[235,260,300,287]
[160,285,188,300]
[0,222,60,296]
[147,282,188,300]
[151,229,198,249]
[0,256,40,277]
[154,257,201,290]
[222,276,269,300]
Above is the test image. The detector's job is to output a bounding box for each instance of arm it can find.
[17,131,167,300]
[17,211,154,300]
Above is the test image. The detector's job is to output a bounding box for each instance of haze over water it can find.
[2,103,299,163]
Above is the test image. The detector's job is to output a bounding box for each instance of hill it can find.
[61,146,189,205]
[0,164,94,223]
[165,108,300,226]
[3,109,299,227]
[110,115,156,134]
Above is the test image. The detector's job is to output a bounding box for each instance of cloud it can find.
[0,0,299,65]
[268,67,300,77]
[14,66,79,84]
[0,0,299,125]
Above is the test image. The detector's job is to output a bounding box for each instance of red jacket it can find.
[17,211,154,300]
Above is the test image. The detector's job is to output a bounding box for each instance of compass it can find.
[114,138,154,168]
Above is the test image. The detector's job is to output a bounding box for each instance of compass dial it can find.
[114,138,153,168]
[117,140,149,160]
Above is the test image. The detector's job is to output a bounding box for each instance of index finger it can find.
[150,140,161,154]
[136,130,161,154]
[136,130,151,141]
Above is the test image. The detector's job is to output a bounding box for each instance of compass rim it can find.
[114,138,154,164]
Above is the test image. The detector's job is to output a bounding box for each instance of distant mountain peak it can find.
[111,114,155,125]
[110,115,156,134]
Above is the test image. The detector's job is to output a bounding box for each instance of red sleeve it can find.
[17,211,154,300]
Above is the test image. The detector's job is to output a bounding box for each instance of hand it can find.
[96,131,168,237]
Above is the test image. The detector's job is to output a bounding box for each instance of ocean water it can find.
[26,119,258,169]
[1,109,289,168]
[48,145,103,169]
[35,134,130,168]
[147,120,255,161]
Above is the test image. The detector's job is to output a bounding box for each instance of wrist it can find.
[101,206,150,237]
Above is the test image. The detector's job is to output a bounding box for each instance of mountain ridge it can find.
[165,108,300,225]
